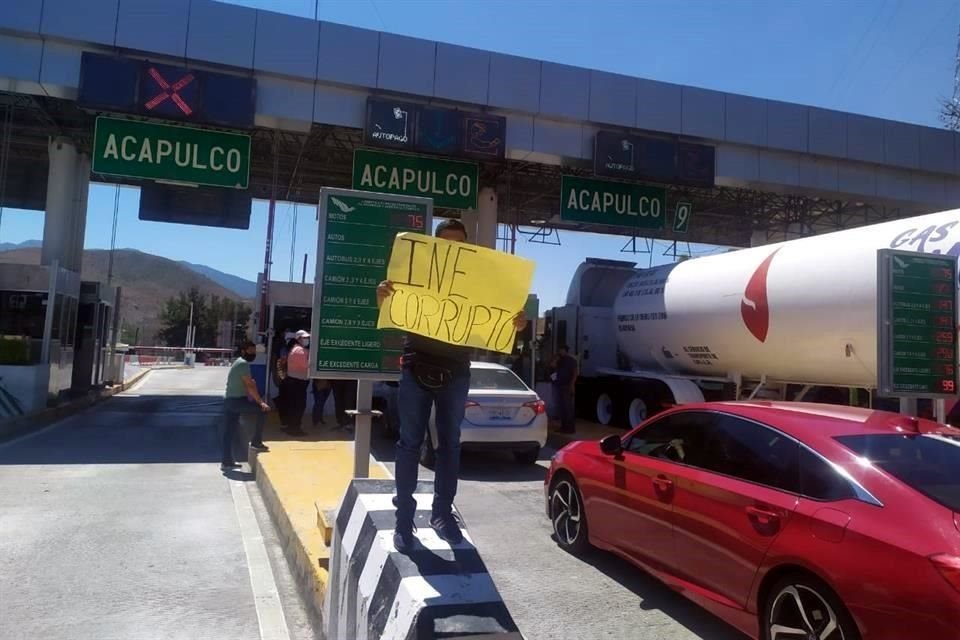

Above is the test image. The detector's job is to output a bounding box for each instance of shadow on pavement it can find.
[0,393,226,465]
[457,452,548,482]
[370,427,550,482]
[556,542,749,640]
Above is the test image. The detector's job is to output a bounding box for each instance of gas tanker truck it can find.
[542,207,960,426]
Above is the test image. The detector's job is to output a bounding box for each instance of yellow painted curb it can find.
[316,502,334,547]
[252,428,391,626]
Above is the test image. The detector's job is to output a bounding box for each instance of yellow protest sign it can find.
[377,232,535,354]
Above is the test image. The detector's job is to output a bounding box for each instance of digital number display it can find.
[881,249,959,397]
[933,267,954,280]
[935,346,955,361]
[932,282,953,295]
[389,212,426,230]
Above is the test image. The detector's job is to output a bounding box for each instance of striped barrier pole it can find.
[324,478,523,640]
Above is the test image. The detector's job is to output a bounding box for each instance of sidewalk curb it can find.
[251,440,392,636]
[0,367,154,443]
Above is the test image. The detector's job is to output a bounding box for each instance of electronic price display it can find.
[309,188,433,381]
[877,249,959,398]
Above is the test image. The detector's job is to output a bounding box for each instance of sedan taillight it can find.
[930,554,960,592]
[465,401,480,408]
[523,400,546,415]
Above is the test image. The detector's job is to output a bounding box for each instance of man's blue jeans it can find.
[395,367,470,526]
[221,397,265,465]
[553,385,576,432]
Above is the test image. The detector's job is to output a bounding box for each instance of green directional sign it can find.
[673,202,693,234]
[560,175,666,230]
[877,249,959,398]
[310,188,433,380]
[352,149,478,210]
[92,116,250,189]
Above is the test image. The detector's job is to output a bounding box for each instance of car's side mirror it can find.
[600,434,623,455]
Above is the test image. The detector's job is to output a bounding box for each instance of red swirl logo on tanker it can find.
[740,249,780,343]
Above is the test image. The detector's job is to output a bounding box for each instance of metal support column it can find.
[348,380,382,478]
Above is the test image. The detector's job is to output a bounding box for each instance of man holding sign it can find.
[376,219,533,551]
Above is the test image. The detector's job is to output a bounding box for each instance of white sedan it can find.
[422,361,548,465]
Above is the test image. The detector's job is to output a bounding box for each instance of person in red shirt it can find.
[281,330,310,436]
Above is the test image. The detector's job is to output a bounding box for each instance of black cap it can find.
[435,218,468,239]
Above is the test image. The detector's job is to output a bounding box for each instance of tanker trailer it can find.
[542,207,960,426]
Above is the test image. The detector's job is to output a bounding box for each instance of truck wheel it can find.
[628,396,650,427]
[595,392,616,426]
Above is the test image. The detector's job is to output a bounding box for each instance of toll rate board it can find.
[310,188,432,380]
[877,248,959,398]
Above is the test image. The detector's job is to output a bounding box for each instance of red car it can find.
[545,402,960,639]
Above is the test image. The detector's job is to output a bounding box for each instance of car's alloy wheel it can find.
[549,478,588,553]
[767,582,851,640]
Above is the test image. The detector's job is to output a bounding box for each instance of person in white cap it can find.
[281,329,311,435]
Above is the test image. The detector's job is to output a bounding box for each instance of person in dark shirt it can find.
[377,219,528,552]
[551,344,579,434]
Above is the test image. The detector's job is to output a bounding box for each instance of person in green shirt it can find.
[222,340,271,471]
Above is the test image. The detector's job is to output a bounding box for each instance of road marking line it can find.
[229,474,291,640]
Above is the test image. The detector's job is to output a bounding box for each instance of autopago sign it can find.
[560,175,666,230]
[92,116,251,189]
[352,149,478,210]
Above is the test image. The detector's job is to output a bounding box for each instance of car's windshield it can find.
[470,367,529,392]
[835,433,960,511]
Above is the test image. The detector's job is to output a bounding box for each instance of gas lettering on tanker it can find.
[890,220,960,269]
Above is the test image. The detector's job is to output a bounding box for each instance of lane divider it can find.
[325,478,523,640]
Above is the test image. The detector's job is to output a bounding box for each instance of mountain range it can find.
[0,240,257,298]
[0,240,258,342]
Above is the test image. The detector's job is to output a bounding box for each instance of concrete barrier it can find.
[325,478,522,640]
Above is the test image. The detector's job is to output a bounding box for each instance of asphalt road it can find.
[370,432,750,640]
[0,368,318,640]
[1,366,750,640]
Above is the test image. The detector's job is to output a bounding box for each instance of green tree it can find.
[157,288,251,348]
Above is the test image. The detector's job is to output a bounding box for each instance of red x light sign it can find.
[144,67,194,114]
[140,63,201,120]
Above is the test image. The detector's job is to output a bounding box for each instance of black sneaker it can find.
[250,442,269,452]
[393,525,417,553]
[220,462,241,471]
[430,512,464,544]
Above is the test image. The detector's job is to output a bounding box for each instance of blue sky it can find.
[1,0,959,311]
